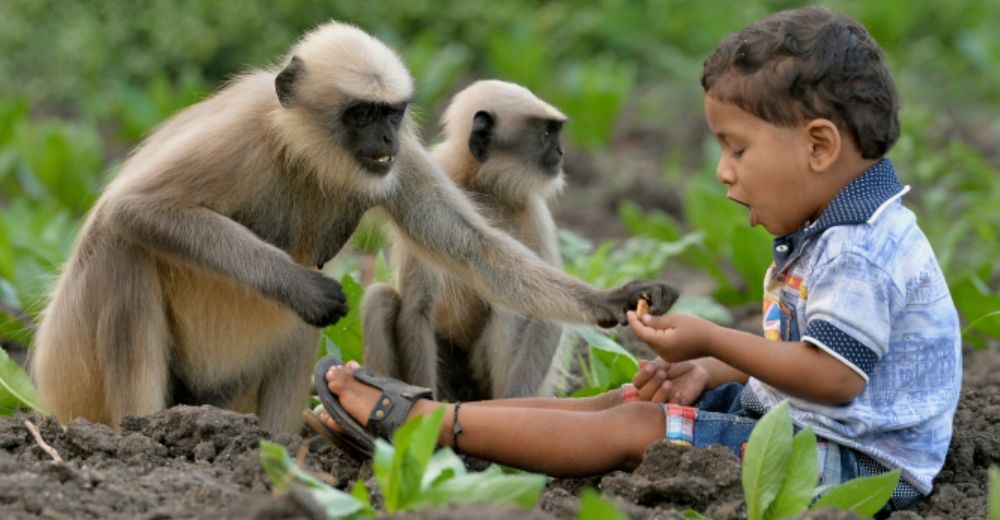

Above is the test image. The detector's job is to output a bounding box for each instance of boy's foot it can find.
[317,360,440,438]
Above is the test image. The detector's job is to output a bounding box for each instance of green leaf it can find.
[962,310,1000,337]
[372,438,397,508]
[567,326,639,391]
[590,347,639,389]
[618,200,683,243]
[411,465,546,511]
[552,58,635,150]
[572,326,637,361]
[768,427,819,518]
[487,21,548,91]
[578,489,628,520]
[0,226,13,279]
[569,385,606,398]
[259,440,370,518]
[812,468,900,517]
[948,274,1000,346]
[681,509,714,520]
[260,440,331,492]
[323,273,365,363]
[729,227,772,304]
[307,486,373,519]
[350,478,372,510]
[682,164,771,306]
[398,406,446,509]
[421,447,467,490]
[742,400,793,520]
[374,406,447,512]
[0,347,44,415]
[989,466,1000,520]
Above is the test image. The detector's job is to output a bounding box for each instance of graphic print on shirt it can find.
[761,262,806,342]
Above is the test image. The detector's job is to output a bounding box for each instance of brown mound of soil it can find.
[1,348,996,519]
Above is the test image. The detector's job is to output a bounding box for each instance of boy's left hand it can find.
[626,311,716,362]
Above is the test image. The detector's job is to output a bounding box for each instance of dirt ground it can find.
[0,346,994,519]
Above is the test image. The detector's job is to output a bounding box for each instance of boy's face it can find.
[704,94,823,236]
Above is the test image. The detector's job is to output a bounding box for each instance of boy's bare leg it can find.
[319,364,666,477]
[466,388,626,411]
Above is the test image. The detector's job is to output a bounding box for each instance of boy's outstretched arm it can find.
[627,311,865,405]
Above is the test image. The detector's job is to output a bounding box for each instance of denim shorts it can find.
[658,383,913,512]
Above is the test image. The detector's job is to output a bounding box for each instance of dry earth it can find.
[0,344,995,519]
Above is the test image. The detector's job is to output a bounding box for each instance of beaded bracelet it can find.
[621,383,640,402]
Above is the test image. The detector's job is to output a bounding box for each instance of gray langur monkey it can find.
[30,21,678,433]
[363,80,573,400]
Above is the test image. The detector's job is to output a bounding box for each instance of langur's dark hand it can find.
[297,271,350,328]
[603,280,680,327]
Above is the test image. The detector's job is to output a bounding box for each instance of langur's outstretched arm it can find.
[108,195,348,327]
[382,144,677,327]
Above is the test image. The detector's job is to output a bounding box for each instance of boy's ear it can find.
[804,118,841,172]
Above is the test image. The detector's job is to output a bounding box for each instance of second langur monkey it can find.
[364,80,574,399]
[30,21,677,434]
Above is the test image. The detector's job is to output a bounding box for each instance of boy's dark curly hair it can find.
[701,6,899,159]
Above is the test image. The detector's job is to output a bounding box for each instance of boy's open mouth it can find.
[728,196,756,226]
[727,196,750,209]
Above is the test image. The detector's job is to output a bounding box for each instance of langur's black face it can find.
[469,111,565,176]
[341,101,408,176]
[535,119,564,175]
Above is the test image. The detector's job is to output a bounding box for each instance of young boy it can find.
[313,6,961,510]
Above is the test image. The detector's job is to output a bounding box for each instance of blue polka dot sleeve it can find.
[803,319,879,378]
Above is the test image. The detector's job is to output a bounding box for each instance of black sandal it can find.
[306,355,434,459]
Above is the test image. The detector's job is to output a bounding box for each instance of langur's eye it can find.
[543,121,562,140]
[388,108,404,127]
[344,104,377,128]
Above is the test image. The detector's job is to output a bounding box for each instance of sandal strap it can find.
[354,368,433,440]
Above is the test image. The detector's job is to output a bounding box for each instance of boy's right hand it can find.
[633,357,710,405]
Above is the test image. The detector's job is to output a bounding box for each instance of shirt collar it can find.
[771,158,909,272]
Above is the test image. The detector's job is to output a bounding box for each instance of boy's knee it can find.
[607,402,667,469]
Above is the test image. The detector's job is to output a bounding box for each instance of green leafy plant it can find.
[990,466,999,520]
[401,32,472,111]
[951,274,1000,349]
[742,401,900,520]
[559,228,697,291]
[322,273,366,363]
[550,58,636,150]
[577,488,627,520]
[262,406,547,517]
[107,71,210,142]
[568,326,639,397]
[373,406,547,512]
[260,440,374,519]
[558,226,730,396]
[669,163,773,307]
[0,347,44,415]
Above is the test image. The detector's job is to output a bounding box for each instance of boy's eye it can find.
[732,149,745,159]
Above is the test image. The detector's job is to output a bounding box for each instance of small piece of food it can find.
[636,298,651,319]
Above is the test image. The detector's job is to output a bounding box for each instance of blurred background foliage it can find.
[1,0,998,367]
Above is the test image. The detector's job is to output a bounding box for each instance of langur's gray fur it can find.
[363,80,572,399]
[31,23,676,433]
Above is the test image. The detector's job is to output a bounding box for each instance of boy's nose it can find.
[715,159,735,185]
